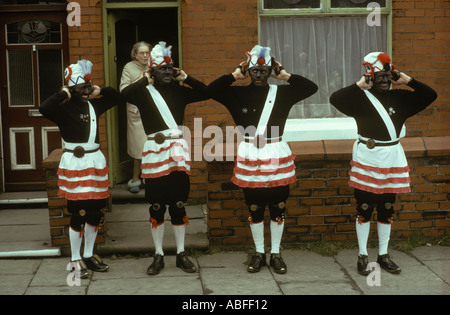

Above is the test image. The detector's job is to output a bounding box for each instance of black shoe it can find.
[357,254,370,275]
[247,253,266,273]
[71,259,89,279]
[84,254,109,272]
[147,254,165,275]
[270,253,287,274]
[377,254,401,274]
[176,252,197,273]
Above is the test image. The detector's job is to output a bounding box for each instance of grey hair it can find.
[131,41,151,60]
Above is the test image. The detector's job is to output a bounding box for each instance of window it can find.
[259,0,391,141]
[6,20,64,107]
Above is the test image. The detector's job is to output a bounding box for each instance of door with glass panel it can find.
[0,11,68,191]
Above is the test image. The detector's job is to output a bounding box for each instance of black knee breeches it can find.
[146,171,190,225]
[243,185,289,224]
[354,189,396,224]
[67,199,106,231]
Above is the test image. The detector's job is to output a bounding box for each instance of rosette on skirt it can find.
[232,139,296,188]
[349,140,411,194]
[141,129,191,178]
[57,142,110,200]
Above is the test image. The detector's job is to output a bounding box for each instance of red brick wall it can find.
[392,0,450,137]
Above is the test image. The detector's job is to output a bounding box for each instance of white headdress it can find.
[150,41,173,67]
[362,52,394,78]
[64,59,93,87]
[246,45,272,68]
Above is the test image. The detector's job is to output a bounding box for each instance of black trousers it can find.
[354,188,396,223]
[243,185,289,223]
[145,171,190,225]
[67,198,107,231]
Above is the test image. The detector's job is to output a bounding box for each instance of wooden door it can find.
[0,10,68,191]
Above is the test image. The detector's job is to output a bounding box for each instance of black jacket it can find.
[329,79,437,140]
[40,87,121,143]
[121,76,209,135]
[205,74,318,138]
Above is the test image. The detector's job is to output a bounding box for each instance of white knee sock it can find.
[250,221,265,253]
[69,227,83,261]
[151,222,165,256]
[377,222,391,255]
[356,220,370,256]
[172,224,186,254]
[270,220,284,254]
[83,223,98,258]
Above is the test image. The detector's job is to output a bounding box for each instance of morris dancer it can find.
[40,60,121,278]
[121,42,209,275]
[206,45,318,274]
[329,52,437,275]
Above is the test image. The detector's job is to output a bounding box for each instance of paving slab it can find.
[198,252,282,295]
[271,249,360,295]
[411,245,450,285]
[335,248,450,295]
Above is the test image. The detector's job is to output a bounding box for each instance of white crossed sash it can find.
[146,85,178,130]
[87,101,97,143]
[255,84,278,137]
[363,90,405,141]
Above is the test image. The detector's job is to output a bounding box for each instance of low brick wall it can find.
[42,149,108,256]
[207,137,450,248]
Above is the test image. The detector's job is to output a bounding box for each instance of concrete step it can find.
[0,191,48,210]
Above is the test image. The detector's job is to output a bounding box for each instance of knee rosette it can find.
[248,204,265,224]
[169,201,188,225]
[269,202,286,224]
[376,202,394,224]
[356,203,375,223]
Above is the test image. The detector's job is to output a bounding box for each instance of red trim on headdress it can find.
[151,56,173,67]
[257,57,266,66]
[64,66,72,83]
[377,53,391,65]
[362,61,375,78]
[84,74,91,82]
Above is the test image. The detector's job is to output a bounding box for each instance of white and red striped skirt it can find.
[141,130,190,179]
[57,143,110,201]
[349,140,411,194]
[232,139,297,188]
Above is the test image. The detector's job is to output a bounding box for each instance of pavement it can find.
[0,187,449,299]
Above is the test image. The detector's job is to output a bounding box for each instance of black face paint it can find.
[373,70,392,93]
[151,64,174,85]
[71,82,93,102]
[249,66,272,87]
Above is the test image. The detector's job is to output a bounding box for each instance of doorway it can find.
[0,10,68,191]
[106,7,180,185]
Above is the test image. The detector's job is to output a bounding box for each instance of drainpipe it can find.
[0,248,61,258]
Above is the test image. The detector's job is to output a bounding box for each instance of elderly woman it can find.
[120,41,152,193]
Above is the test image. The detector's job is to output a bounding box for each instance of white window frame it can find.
[258,0,392,141]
